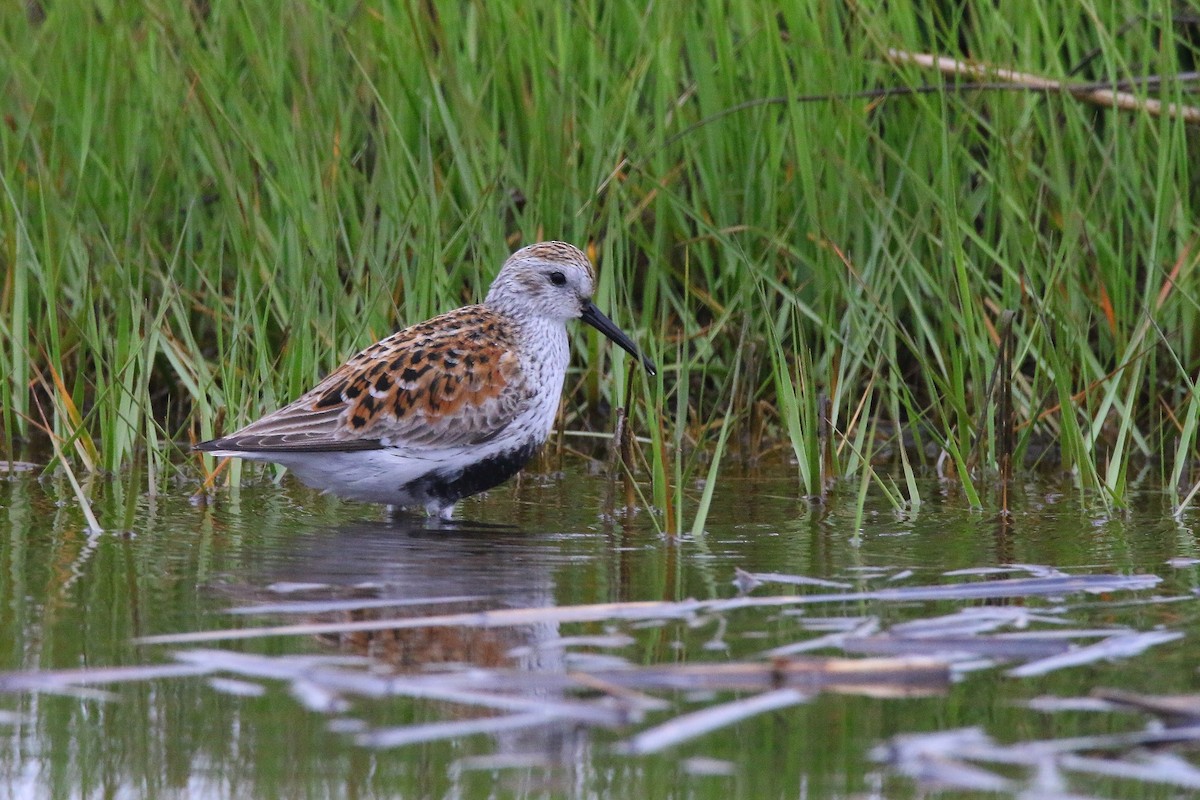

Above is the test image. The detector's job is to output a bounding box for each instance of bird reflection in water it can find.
[220,517,597,775]
[236,518,568,672]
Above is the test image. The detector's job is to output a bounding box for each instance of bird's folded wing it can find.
[196,306,529,454]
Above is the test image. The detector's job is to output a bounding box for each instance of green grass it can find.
[3,1,1200,518]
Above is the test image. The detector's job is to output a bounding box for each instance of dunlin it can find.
[196,241,655,518]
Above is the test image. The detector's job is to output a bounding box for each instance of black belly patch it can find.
[409,442,540,507]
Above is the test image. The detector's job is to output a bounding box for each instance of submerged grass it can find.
[3,1,1200,517]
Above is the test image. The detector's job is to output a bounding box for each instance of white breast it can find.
[512,315,571,443]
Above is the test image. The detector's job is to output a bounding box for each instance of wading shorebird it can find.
[196,241,656,519]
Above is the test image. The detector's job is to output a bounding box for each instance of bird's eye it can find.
[548,271,567,286]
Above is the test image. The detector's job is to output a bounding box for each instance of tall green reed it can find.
[2,0,1198,520]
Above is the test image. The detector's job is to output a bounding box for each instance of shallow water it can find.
[2,462,1199,799]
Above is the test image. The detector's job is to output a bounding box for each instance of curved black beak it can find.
[580,301,657,376]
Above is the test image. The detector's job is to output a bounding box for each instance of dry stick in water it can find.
[359,712,554,750]
[136,599,707,645]
[605,362,639,513]
[886,49,1200,124]
[136,572,1160,646]
[965,310,1017,508]
[818,392,835,495]
[617,688,809,755]
[32,370,102,533]
[997,311,1016,515]
[621,382,638,511]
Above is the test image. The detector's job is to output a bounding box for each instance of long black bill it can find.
[580,301,657,376]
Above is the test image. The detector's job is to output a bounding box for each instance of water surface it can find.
[1,463,1198,798]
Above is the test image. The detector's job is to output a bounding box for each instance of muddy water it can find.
[0,462,1197,799]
